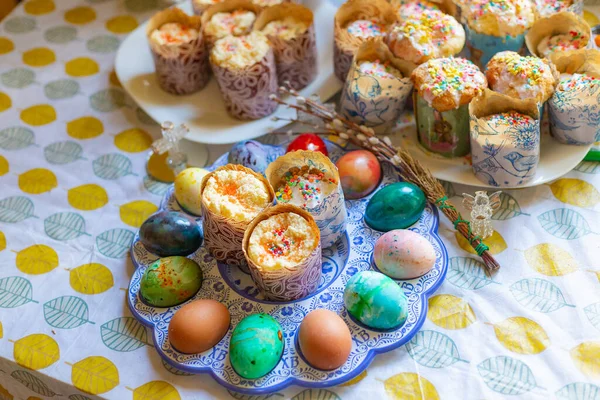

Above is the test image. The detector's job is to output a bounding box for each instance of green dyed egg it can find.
[343,271,408,330]
[139,256,203,307]
[364,182,426,232]
[229,314,284,379]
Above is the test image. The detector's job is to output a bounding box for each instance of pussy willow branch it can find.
[271,86,500,273]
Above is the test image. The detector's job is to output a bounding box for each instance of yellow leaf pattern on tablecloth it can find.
[13,333,60,370]
[455,230,507,255]
[0,37,14,55]
[67,116,104,139]
[492,317,550,354]
[0,384,13,400]
[384,373,439,400]
[550,179,600,207]
[133,381,181,400]
[71,356,119,395]
[525,243,578,276]
[339,370,367,387]
[68,184,108,210]
[0,322,3,339]
[65,57,99,77]
[20,105,56,126]
[105,15,138,34]
[18,168,57,195]
[22,48,56,67]
[571,342,600,378]
[0,231,7,252]
[0,155,9,176]
[120,200,157,228]
[114,128,152,153]
[15,244,58,275]
[0,92,11,113]
[70,263,114,295]
[24,0,55,15]
[64,6,96,24]
[427,294,476,329]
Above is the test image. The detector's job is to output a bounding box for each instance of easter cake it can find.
[243,204,321,301]
[525,12,591,58]
[201,0,260,48]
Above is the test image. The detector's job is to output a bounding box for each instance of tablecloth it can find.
[1,1,600,399]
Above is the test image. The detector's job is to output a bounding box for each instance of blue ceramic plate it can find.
[128,141,448,394]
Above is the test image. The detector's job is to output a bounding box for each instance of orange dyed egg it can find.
[336,150,381,199]
[298,309,352,370]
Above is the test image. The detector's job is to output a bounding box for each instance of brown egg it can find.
[168,299,230,354]
[298,309,352,370]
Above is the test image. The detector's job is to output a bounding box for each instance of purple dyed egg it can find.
[228,140,269,173]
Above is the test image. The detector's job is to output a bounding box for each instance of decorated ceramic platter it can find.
[127,141,448,394]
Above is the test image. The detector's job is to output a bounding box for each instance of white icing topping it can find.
[210,31,271,69]
[346,19,386,39]
[536,32,587,58]
[262,16,309,41]
[464,0,535,37]
[204,10,256,39]
[358,60,403,79]
[150,23,199,46]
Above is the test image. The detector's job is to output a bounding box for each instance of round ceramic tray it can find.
[127,142,449,394]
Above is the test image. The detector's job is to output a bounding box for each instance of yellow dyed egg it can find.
[174,168,209,216]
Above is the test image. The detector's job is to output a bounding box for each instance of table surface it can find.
[1,1,600,399]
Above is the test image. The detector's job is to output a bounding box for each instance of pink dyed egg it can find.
[336,150,381,199]
[374,229,436,279]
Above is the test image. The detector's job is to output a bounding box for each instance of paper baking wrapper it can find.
[211,48,279,120]
[414,92,471,157]
[265,151,347,248]
[253,3,317,90]
[201,0,260,49]
[465,25,526,69]
[242,204,322,301]
[567,0,584,16]
[548,49,600,145]
[333,0,395,81]
[192,0,211,15]
[525,12,592,57]
[200,164,275,272]
[469,89,541,187]
[147,9,210,95]
[340,39,415,134]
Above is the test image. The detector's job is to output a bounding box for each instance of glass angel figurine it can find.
[462,191,502,239]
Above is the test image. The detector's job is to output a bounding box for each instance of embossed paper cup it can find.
[469,89,541,187]
[253,3,317,90]
[339,39,415,134]
[210,32,279,120]
[333,0,395,81]
[266,151,347,249]
[525,12,592,58]
[548,49,600,145]
[200,164,275,271]
[243,204,321,302]
[146,8,210,95]
[201,0,260,49]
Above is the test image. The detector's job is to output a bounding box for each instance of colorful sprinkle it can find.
[485,111,534,127]
[418,57,486,97]
[358,60,403,79]
[558,73,600,91]
[346,19,385,39]
[490,52,552,89]
[275,168,337,209]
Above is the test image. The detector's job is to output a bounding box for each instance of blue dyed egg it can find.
[139,211,202,257]
[343,271,408,330]
[228,140,269,173]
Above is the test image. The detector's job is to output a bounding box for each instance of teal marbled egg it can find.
[140,256,203,307]
[343,271,408,330]
[364,182,426,232]
[229,314,284,379]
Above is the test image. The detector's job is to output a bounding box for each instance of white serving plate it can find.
[114,0,342,145]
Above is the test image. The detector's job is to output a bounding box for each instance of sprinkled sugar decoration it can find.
[469,0,532,29]
[346,19,385,39]
[493,52,550,88]
[424,57,485,97]
[558,73,600,91]
[358,59,402,79]
[268,228,295,257]
[275,167,337,208]
[536,0,571,14]
[485,111,535,127]
[542,31,588,54]
[398,9,458,50]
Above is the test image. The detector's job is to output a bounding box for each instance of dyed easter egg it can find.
[228,140,269,173]
[343,271,408,330]
[169,299,230,354]
[140,256,203,307]
[174,167,209,216]
[286,133,328,156]
[298,309,352,370]
[229,314,284,379]
[139,211,202,257]
[374,229,436,279]
[336,150,381,199]
[365,182,426,232]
